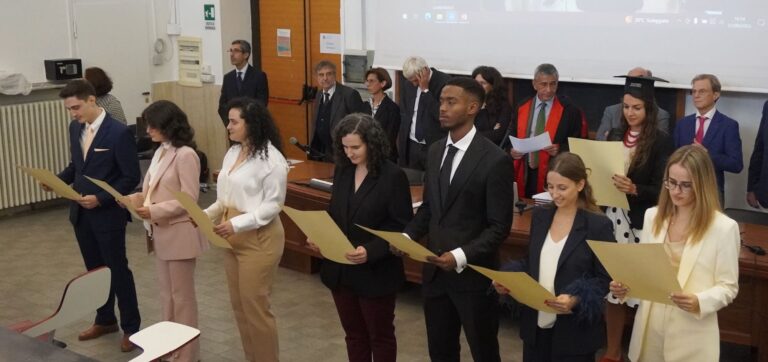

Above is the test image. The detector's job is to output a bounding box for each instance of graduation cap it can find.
[614,75,669,102]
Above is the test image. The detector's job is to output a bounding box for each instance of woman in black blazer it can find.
[494,153,615,362]
[307,113,412,362]
[602,76,674,362]
[365,67,401,162]
[472,66,513,145]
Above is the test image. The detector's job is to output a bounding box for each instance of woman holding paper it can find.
[602,75,675,362]
[472,65,512,144]
[204,97,288,362]
[307,113,412,362]
[124,100,206,362]
[609,145,740,362]
[493,152,614,361]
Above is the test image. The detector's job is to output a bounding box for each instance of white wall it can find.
[219,0,251,77]
[0,1,74,83]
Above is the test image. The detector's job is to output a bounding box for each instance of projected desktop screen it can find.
[374,0,768,92]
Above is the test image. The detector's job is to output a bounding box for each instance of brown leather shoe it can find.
[121,334,136,353]
[78,324,119,341]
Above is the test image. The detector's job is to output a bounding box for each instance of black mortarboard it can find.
[614,75,669,102]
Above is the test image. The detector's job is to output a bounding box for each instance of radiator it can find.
[0,100,70,210]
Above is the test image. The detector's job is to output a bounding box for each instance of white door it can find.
[73,0,152,124]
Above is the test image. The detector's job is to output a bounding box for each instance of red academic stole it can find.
[513,97,564,197]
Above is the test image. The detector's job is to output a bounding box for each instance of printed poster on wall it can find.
[277,29,291,57]
[320,33,341,54]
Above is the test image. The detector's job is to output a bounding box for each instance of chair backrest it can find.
[128,321,200,362]
[22,267,111,338]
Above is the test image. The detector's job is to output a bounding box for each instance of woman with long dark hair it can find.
[494,152,614,361]
[472,65,513,144]
[307,113,412,361]
[204,97,287,362]
[601,76,674,362]
[125,100,206,361]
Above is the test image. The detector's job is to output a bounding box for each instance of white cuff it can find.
[450,248,467,273]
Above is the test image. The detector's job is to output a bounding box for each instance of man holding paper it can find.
[50,80,141,352]
[507,63,582,197]
[402,77,514,362]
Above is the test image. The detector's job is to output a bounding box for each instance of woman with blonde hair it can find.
[610,145,740,362]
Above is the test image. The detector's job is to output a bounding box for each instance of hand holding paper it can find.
[18,166,80,200]
[568,138,629,210]
[174,191,232,249]
[282,207,355,264]
[356,225,436,262]
[84,176,141,219]
[470,265,560,314]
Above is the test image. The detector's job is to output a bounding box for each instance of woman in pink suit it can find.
[125,100,207,362]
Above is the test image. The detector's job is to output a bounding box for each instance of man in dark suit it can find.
[402,77,514,362]
[508,63,582,198]
[308,60,366,162]
[673,74,743,201]
[398,56,451,170]
[51,80,141,352]
[747,100,768,208]
[218,39,269,126]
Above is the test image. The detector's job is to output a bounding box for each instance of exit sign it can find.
[204,4,215,21]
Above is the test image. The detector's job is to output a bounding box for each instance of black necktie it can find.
[323,92,330,105]
[440,145,459,206]
[415,90,426,141]
[236,71,243,91]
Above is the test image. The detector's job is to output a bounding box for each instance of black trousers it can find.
[423,288,500,362]
[523,327,595,362]
[74,216,140,334]
[406,140,428,171]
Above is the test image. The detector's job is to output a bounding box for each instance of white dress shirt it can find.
[440,126,478,272]
[81,108,106,148]
[205,143,288,233]
[694,107,717,138]
[235,64,248,79]
[538,231,567,328]
[408,88,426,144]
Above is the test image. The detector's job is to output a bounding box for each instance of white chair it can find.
[128,321,200,362]
[10,267,111,341]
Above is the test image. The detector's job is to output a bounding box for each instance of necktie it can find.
[323,92,330,105]
[440,145,459,206]
[529,102,547,168]
[82,125,95,160]
[236,71,243,91]
[415,90,426,142]
[695,115,708,143]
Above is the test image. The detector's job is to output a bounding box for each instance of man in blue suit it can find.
[748,100,768,208]
[52,80,141,352]
[673,74,743,202]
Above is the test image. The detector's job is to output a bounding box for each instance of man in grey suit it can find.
[309,60,366,161]
[595,67,671,140]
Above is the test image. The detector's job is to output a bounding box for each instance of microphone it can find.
[289,137,311,154]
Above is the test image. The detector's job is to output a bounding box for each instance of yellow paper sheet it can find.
[18,166,80,200]
[469,265,560,314]
[84,176,142,220]
[356,225,436,262]
[173,191,232,249]
[568,138,629,210]
[282,206,355,264]
[588,241,680,305]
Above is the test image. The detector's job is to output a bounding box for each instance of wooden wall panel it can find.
[308,0,341,88]
[151,82,228,177]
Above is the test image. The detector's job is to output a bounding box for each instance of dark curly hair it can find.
[471,65,509,118]
[84,67,113,97]
[226,97,283,159]
[332,113,390,177]
[141,100,196,149]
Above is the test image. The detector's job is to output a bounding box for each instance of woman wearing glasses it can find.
[601,76,674,362]
[609,145,740,361]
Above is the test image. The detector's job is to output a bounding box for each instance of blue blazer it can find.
[674,110,743,192]
[748,101,768,206]
[58,114,140,228]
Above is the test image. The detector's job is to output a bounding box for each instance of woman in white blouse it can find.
[610,145,740,362]
[494,152,615,361]
[204,97,288,362]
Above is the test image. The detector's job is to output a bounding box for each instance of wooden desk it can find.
[280,161,768,360]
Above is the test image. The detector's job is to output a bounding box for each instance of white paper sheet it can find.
[508,133,552,153]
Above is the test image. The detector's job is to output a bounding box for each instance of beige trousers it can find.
[155,257,199,362]
[223,209,285,362]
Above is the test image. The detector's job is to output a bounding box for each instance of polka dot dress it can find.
[605,206,640,307]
